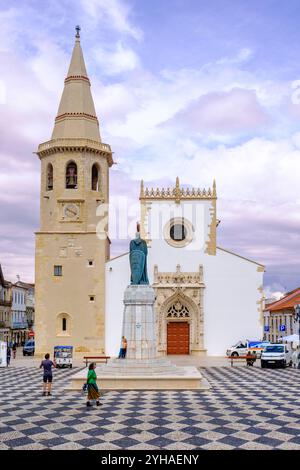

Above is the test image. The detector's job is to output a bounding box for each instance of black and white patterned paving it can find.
[1,365,300,450]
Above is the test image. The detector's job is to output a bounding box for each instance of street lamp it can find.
[294,304,300,369]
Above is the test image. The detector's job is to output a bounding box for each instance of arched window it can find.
[62,317,67,331]
[46,163,53,191]
[66,161,77,189]
[91,163,101,191]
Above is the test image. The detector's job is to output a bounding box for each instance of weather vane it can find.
[75,25,81,38]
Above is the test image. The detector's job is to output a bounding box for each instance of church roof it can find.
[51,26,101,142]
[264,287,300,312]
[216,247,265,268]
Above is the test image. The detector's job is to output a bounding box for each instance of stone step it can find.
[102,363,178,369]
[108,359,171,365]
[97,370,185,378]
[96,366,182,373]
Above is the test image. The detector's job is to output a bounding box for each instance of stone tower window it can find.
[46,163,53,191]
[62,317,67,331]
[66,161,77,189]
[91,163,100,191]
[54,265,62,276]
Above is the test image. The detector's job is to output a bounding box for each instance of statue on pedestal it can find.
[129,222,149,285]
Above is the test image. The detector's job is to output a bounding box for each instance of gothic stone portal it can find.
[153,264,206,356]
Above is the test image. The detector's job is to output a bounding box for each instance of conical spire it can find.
[51,26,101,142]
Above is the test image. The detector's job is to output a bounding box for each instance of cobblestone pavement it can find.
[1,365,300,450]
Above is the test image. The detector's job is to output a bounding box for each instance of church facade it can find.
[35,31,265,358]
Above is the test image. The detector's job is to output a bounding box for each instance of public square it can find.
[1,1,300,457]
[1,354,300,450]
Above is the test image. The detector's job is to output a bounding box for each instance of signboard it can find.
[28,331,35,338]
[264,326,270,332]
[279,325,286,332]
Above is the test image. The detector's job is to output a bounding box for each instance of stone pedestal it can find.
[122,285,157,360]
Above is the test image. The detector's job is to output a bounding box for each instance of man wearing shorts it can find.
[40,353,56,396]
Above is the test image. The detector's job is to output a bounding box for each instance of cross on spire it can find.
[75,25,81,38]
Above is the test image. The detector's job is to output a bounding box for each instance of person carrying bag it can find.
[86,362,102,408]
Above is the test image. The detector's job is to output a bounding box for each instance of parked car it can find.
[23,340,35,356]
[226,340,270,358]
[261,344,292,368]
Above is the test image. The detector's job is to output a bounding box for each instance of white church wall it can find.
[145,200,212,254]
[106,244,263,357]
[203,248,263,356]
[105,195,264,357]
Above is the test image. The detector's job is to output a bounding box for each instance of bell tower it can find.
[35,27,113,357]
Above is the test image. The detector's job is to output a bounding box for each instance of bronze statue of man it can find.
[129,222,149,285]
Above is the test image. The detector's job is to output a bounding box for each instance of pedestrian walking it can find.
[86,363,102,407]
[39,353,56,396]
[6,346,11,367]
[12,342,17,359]
[292,347,299,368]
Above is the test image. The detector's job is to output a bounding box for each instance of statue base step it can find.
[68,358,210,390]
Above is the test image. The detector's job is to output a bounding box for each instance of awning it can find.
[279,334,299,343]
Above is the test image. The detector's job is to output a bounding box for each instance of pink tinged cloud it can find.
[166,88,268,133]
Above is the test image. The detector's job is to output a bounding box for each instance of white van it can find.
[226,340,270,358]
[261,344,293,368]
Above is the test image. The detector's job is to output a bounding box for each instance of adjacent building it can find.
[11,283,28,345]
[0,265,35,344]
[263,287,300,343]
[0,265,12,342]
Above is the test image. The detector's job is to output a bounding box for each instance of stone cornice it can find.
[64,75,90,84]
[35,231,109,236]
[140,177,217,202]
[55,112,98,123]
[153,264,205,288]
[36,138,114,166]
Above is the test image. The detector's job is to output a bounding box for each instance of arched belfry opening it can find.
[46,163,53,191]
[91,163,101,191]
[66,161,77,189]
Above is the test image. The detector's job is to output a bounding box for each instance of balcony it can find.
[0,300,12,307]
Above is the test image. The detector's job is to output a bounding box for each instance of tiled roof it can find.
[264,287,300,312]
[14,281,34,289]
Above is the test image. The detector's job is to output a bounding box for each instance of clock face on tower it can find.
[63,203,79,219]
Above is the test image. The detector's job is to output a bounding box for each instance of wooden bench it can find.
[83,356,110,367]
[226,355,258,367]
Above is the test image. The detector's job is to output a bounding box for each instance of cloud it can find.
[165,88,268,133]
[0,1,299,296]
[80,0,142,41]
[93,42,140,75]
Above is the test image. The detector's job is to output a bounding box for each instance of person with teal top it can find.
[86,362,102,407]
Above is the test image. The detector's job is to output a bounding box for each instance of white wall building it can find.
[105,179,265,357]
[11,284,28,345]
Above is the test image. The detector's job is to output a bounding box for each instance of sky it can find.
[0,0,300,298]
